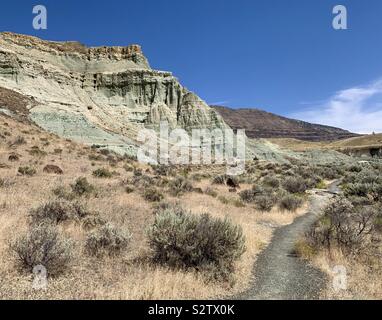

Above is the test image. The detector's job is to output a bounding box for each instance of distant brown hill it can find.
[212,106,359,142]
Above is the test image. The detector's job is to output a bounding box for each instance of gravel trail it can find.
[237,182,340,300]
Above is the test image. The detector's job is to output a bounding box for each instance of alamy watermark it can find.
[333,5,348,30]
[33,5,47,30]
[32,265,48,290]
[137,122,246,176]
[332,265,347,292]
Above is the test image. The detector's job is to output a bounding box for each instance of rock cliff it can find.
[0,32,226,154]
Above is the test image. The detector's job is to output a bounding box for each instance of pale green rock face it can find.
[0,32,227,154]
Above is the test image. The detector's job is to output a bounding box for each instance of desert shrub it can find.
[169,176,193,196]
[18,166,36,176]
[307,198,377,253]
[8,152,20,162]
[344,183,374,198]
[239,189,256,203]
[358,170,382,184]
[151,165,174,177]
[190,173,204,182]
[71,177,95,196]
[342,172,358,184]
[262,175,280,189]
[30,201,72,224]
[347,164,363,173]
[43,165,63,175]
[85,223,131,256]
[10,136,27,146]
[282,177,307,194]
[123,164,134,172]
[144,188,164,202]
[125,185,134,194]
[92,168,113,178]
[0,177,15,188]
[9,224,73,276]
[52,186,75,201]
[279,195,303,212]
[212,174,239,187]
[153,201,184,216]
[239,185,264,204]
[88,153,104,161]
[30,201,90,224]
[264,162,277,171]
[348,196,374,207]
[212,174,227,185]
[28,146,47,157]
[147,209,246,280]
[294,239,317,259]
[81,214,107,230]
[254,195,277,212]
[315,180,326,189]
[204,187,218,198]
[304,175,322,189]
[319,167,340,180]
[131,173,157,189]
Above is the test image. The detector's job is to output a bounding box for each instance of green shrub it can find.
[239,185,264,203]
[153,201,184,216]
[282,177,307,194]
[123,164,134,172]
[279,195,303,212]
[30,201,90,224]
[85,223,131,256]
[169,176,193,196]
[9,224,73,276]
[347,164,363,173]
[52,185,75,201]
[18,166,36,176]
[11,136,26,146]
[71,177,95,196]
[307,198,377,253]
[344,183,373,198]
[254,195,276,212]
[81,214,107,230]
[92,168,113,178]
[151,165,174,177]
[28,146,47,157]
[212,174,227,185]
[144,188,164,202]
[262,175,280,189]
[0,177,14,188]
[147,209,246,280]
[316,180,327,189]
[204,187,218,198]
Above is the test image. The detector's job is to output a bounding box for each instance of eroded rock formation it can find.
[0,32,226,154]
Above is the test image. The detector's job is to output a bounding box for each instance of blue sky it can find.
[1,0,382,133]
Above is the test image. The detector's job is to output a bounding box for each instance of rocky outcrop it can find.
[0,32,226,154]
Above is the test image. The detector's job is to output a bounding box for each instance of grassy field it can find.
[269,133,382,152]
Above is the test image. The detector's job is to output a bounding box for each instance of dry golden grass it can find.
[309,248,382,300]
[269,133,382,152]
[0,114,309,300]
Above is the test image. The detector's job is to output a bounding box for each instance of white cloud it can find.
[291,79,382,134]
[209,100,230,106]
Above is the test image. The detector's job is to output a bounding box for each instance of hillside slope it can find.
[212,106,358,142]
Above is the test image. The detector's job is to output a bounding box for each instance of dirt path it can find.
[237,183,340,300]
